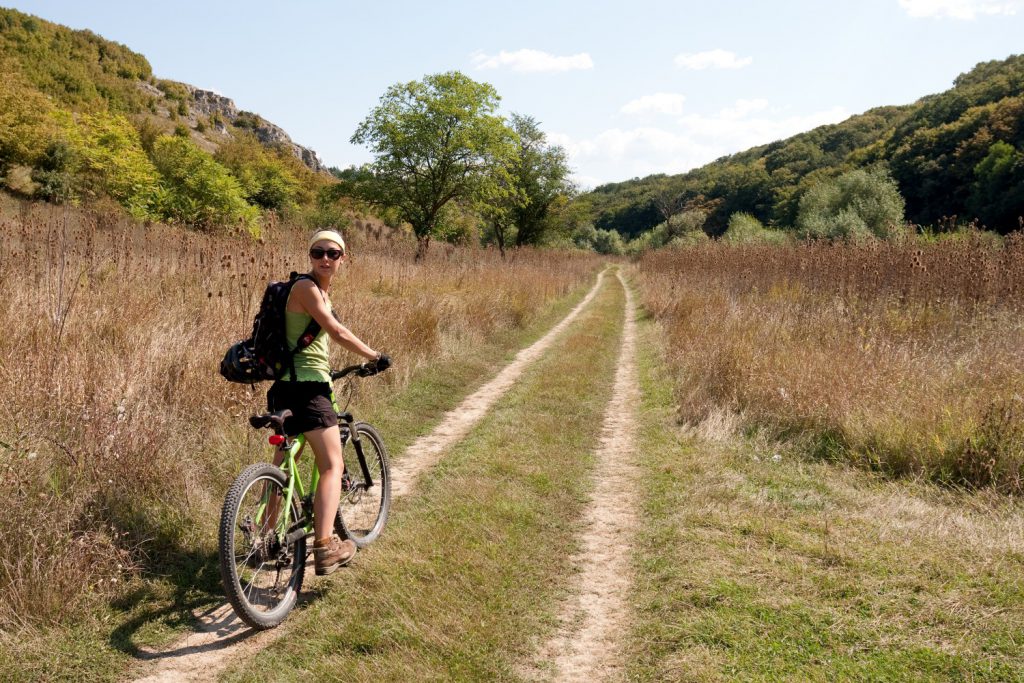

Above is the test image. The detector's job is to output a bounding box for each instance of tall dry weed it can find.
[636,236,1024,491]
[0,196,599,630]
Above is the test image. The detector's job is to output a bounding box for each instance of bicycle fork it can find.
[340,411,374,489]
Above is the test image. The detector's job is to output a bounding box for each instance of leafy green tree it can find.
[0,67,55,174]
[480,114,573,255]
[969,141,1024,232]
[797,168,905,240]
[351,71,516,259]
[508,114,574,248]
[650,176,689,227]
[62,111,160,218]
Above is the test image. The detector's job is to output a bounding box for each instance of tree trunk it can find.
[414,234,431,261]
[494,221,506,259]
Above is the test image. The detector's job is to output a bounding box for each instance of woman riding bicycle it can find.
[268,228,386,575]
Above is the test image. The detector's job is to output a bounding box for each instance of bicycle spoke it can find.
[336,423,390,546]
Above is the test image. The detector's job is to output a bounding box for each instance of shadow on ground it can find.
[107,546,224,657]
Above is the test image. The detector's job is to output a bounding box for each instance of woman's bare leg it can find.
[305,425,343,541]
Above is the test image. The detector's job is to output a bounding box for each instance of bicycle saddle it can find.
[249,409,293,431]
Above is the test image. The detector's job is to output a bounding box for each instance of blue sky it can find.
[7,0,1024,188]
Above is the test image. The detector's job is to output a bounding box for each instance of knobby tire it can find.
[219,463,307,630]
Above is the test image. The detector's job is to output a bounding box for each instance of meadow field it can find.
[3,198,1024,681]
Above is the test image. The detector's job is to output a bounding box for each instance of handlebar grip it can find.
[331,356,392,380]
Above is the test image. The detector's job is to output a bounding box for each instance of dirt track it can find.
[531,270,641,682]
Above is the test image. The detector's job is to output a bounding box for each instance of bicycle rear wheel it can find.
[219,463,307,630]
[336,422,391,548]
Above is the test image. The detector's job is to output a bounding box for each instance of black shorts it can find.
[266,381,338,436]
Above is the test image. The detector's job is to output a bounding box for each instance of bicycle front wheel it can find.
[336,422,391,548]
[219,463,307,630]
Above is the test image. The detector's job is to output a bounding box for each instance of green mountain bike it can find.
[218,361,391,630]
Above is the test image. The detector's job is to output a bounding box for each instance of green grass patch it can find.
[220,270,626,680]
[626,316,1024,681]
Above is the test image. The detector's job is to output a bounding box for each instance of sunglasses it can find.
[309,247,344,261]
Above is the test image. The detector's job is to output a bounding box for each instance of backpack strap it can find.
[283,272,327,382]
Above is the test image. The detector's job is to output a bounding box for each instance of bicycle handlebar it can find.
[330,354,391,381]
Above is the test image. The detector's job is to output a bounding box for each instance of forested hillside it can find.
[578,54,1024,238]
[0,7,339,234]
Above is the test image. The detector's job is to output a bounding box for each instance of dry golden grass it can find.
[634,236,1024,492]
[0,196,598,632]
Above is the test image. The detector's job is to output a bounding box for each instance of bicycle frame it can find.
[220,358,390,630]
[255,410,374,550]
[247,433,315,551]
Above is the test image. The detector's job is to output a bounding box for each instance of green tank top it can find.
[284,293,331,383]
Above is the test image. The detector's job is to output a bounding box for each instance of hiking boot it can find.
[313,535,356,575]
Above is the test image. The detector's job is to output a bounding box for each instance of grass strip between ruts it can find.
[625,312,1024,681]
[0,275,600,683]
[220,269,626,681]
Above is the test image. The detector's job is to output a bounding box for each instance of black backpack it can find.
[220,272,322,384]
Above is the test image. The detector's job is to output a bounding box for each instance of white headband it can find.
[308,230,346,252]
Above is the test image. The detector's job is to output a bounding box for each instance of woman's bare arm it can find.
[291,280,379,360]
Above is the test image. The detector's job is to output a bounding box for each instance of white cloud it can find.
[550,127,720,184]
[676,104,849,151]
[620,93,687,116]
[553,100,849,186]
[674,49,752,70]
[720,98,770,120]
[898,0,1022,18]
[470,49,593,73]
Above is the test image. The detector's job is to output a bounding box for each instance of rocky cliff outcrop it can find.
[137,79,325,173]
[185,85,325,172]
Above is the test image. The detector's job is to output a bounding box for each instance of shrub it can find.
[56,111,160,219]
[591,228,624,255]
[639,209,709,251]
[32,139,77,202]
[214,132,303,211]
[721,212,788,245]
[797,168,905,240]
[0,67,56,173]
[150,135,259,233]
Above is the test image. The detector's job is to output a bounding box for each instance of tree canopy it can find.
[479,113,574,255]
[350,71,516,257]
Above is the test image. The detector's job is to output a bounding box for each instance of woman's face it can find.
[309,239,345,279]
